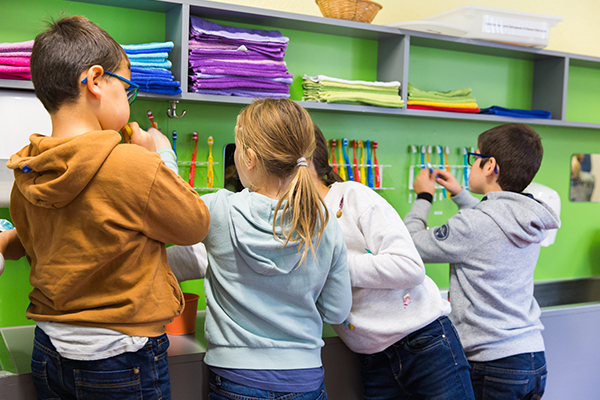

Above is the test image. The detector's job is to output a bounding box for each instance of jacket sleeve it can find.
[349,202,425,290]
[405,198,475,264]
[167,243,208,282]
[141,160,210,246]
[316,237,352,325]
[452,189,480,210]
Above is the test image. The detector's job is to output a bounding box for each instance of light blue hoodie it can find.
[201,189,352,370]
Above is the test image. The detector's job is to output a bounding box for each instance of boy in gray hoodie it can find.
[404,123,560,400]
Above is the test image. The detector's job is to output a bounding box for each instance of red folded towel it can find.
[408,105,481,113]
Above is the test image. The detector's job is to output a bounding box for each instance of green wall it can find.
[1,1,600,328]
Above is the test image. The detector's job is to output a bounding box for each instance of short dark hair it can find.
[313,124,344,186]
[30,16,128,113]
[477,123,543,193]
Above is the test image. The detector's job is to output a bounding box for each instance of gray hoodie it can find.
[405,189,560,362]
[200,188,352,370]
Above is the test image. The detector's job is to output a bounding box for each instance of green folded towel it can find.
[302,77,403,108]
[408,83,477,103]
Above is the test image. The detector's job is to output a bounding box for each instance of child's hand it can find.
[434,169,463,195]
[123,122,156,152]
[147,127,172,150]
[414,168,436,195]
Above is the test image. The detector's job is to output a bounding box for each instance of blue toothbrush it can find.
[172,130,178,157]
[438,145,447,199]
[342,138,353,181]
[463,147,469,191]
[366,140,374,188]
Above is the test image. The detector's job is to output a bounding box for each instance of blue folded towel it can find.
[127,52,170,60]
[479,106,551,119]
[140,86,182,95]
[130,60,172,69]
[132,68,172,76]
[121,41,174,52]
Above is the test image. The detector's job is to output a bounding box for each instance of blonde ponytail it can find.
[235,99,329,265]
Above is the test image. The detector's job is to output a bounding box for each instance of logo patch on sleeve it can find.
[434,224,450,241]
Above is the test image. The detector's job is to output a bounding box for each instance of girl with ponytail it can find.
[168,99,352,400]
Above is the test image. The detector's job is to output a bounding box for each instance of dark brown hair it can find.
[30,15,128,113]
[477,123,543,192]
[313,124,344,186]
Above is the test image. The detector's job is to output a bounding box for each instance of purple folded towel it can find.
[190,16,288,44]
[0,40,34,53]
[191,66,291,79]
[189,49,284,62]
[191,88,289,99]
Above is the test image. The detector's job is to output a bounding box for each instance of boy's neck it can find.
[50,102,103,138]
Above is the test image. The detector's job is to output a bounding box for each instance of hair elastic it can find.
[297,157,308,167]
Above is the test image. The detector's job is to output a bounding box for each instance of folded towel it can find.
[303,74,401,88]
[121,41,174,52]
[0,51,32,57]
[195,73,293,85]
[0,72,31,80]
[407,100,479,109]
[192,66,291,79]
[479,106,551,119]
[0,65,30,73]
[190,16,288,44]
[131,68,173,76]
[0,56,30,66]
[139,86,182,95]
[189,49,285,62]
[408,105,481,113]
[192,88,290,98]
[408,83,477,103]
[0,40,34,53]
[130,60,172,69]
[126,52,170,60]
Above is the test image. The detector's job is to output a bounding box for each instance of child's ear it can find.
[484,157,499,177]
[81,65,104,99]
[245,148,257,170]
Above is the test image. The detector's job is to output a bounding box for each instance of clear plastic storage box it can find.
[422,5,563,48]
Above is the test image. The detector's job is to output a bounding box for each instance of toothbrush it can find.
[342,138,353,181]
[172,130,177,157]
[338,139,346,181]
[147,110,158,129]
[410,145,418,203]
[373,141,381,189]
[122,123,133,143]
[330,140,338,173]
[463,147,469,191]
[366,140,374,188]
[420,145,426,169]
[207,136,214,188]
[444,146,451,197]
[359,141,366,185]
[352,140,360,182]
[437,145,447,199]
[189,132,198,187]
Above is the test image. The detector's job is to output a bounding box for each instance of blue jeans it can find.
[357,316,475,400]
[31,327,171,400]
[469,352,547,400]
[208,372,327,400]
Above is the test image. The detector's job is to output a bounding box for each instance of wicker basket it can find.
[316,0,383,24]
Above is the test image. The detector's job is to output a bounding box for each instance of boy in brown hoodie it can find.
[4,16,209,399]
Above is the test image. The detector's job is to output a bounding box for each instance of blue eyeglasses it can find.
[81,71,139,105]
[468,152,498,174]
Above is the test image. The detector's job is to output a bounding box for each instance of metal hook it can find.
[167,100,186,119]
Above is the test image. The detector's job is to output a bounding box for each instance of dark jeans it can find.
[470,352,547,400]
[208,372,327,400]
[357,316,475,400]
[31,327,171,400]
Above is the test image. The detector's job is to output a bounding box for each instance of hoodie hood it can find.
[228,189,312,276]
[7,131,122,209]
[477,191,561,248]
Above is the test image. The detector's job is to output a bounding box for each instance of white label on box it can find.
[481,15,549,39]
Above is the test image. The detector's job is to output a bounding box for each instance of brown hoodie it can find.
[7,130,210,337]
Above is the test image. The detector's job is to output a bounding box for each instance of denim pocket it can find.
[482,375,530,400]
[30,358,61,400]
[403,331,444,353]
[74,367,142,400]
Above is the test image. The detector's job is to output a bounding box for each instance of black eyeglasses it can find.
[468,152,498,174]
[81,71,139,105]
